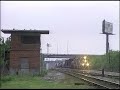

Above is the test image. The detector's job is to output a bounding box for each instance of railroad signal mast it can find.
[102,19,114,54]
[101,20,114,61]
[101,19,115,77]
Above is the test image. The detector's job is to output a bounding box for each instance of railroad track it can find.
[55,68,120,89]
[72,69,120,81]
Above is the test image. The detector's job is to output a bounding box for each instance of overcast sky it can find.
[1,1,119,55]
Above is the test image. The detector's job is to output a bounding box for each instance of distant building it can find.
[1,29,49,74]
[45,61,56,70]
[44,60,65,70]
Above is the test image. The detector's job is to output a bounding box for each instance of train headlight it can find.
[83,56,87,60]
[82,63,85,66]
[86,63,89,66]
[84,59,87,63]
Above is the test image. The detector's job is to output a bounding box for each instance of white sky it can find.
[1,1,119,55]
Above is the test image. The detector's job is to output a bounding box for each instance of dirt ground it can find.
[43,70,65,82]
[42,69,97,89]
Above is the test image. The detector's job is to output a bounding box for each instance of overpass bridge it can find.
[40,53,103,70]
[42,53,101,59]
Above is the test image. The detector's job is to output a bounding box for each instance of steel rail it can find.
[55,68,120,89]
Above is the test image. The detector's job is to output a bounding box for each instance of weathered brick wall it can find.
[10,50,40,68]
[10,33,40,74]
[11,33,40,50]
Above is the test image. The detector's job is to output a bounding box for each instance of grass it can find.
[0,74,96,89]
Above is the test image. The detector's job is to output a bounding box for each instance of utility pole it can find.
[47,43,49,54]
[57,43,58,54]
[40,48,42,74]
[47,43,51,61]
[67,41,68,54]
[39,35,42,74]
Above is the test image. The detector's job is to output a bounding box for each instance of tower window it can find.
[21,35,40,44]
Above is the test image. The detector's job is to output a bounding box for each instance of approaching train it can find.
[63,56,90,70]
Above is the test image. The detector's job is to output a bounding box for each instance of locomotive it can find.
[63,56,90,70]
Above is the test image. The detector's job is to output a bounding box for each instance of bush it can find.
[1,75,14,83]
[39,70,48,77]
[89,50,119,72]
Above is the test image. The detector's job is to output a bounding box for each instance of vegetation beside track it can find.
[1,71,96,89]
[89,50,119,72]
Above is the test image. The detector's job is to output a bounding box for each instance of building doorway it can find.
[20,57,29,74]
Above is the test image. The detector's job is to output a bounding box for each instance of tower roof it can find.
[1,29,49,34]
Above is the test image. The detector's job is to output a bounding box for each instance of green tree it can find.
[89,50,120,72]
[0,36,11,73]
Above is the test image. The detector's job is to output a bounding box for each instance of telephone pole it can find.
[67,41,68,54]
[57,43,58,54]
[47,43,50,54]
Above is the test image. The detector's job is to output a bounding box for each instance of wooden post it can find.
[102,68,104,77]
